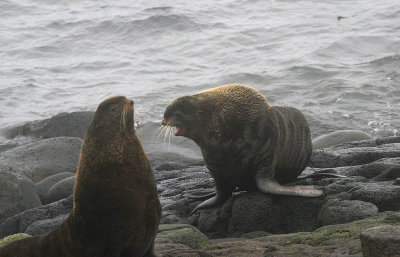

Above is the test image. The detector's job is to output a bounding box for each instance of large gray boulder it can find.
[191,192,324,237]
[0,137,81,182]
[3,111,94,139]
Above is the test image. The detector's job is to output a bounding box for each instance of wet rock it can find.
[360,225,400,257]
[318,199,378,226]
[3,111,94,139]
[35,172,75,202]
[44,176,76,204]
[0,137,81,182]
[312,130,371,149]
[0,195,72,238]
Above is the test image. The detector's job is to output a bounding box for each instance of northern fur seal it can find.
[162,84,323,213]
[0,96,161,257]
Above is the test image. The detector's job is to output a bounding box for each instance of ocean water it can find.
[1,0,399,141]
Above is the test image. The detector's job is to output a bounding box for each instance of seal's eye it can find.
[174,111,184,119]
[110,105,120,117]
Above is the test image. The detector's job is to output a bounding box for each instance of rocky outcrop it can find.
[1,112,400,257]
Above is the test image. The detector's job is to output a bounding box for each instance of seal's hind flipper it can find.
[300,172,347,179]
[186,191,217,201]
[256,167,323,197]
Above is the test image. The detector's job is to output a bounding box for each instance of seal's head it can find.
[162,95,204,138]
[90,96,135,137]
[162,84,270,143]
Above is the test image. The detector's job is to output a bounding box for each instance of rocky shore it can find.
[1,112,400,256]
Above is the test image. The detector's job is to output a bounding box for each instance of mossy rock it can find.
[241,231,272,239]
[205,213,400,257]
[260,213,400,247]
[0,233,32,248]
[158,224,210,249]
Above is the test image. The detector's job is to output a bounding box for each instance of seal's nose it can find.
[161,119,167,125]
[130,99,134,106]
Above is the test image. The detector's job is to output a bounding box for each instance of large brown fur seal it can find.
[0,96,161,257]
[162,84,322,213]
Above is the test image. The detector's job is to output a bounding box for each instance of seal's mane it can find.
[198,84,270,124]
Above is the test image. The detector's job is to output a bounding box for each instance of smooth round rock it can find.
[313,130,371,149]
[318,199,378,226]
[44,176,76,204]
[35,172,75,202]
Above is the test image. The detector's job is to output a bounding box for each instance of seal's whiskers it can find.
[168,124,173,148]
[120,106,134,141]
[164,125,170,144]
[157,123,169,143]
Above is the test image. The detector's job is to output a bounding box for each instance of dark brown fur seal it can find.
[162,84,322,213]
[0,96,161,257]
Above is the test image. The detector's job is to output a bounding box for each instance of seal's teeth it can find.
[174,127,181,135]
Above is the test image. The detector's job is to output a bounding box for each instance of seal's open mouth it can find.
[162,119,186,136]
[173,127,186,136]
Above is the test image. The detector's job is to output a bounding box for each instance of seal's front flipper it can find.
[256,167,323,197]
[186,191,217,201]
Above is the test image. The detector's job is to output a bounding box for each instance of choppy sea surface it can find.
[1,0,399,142]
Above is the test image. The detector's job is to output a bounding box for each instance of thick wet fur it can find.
[0,96,161,257]
[162,84,322,213]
